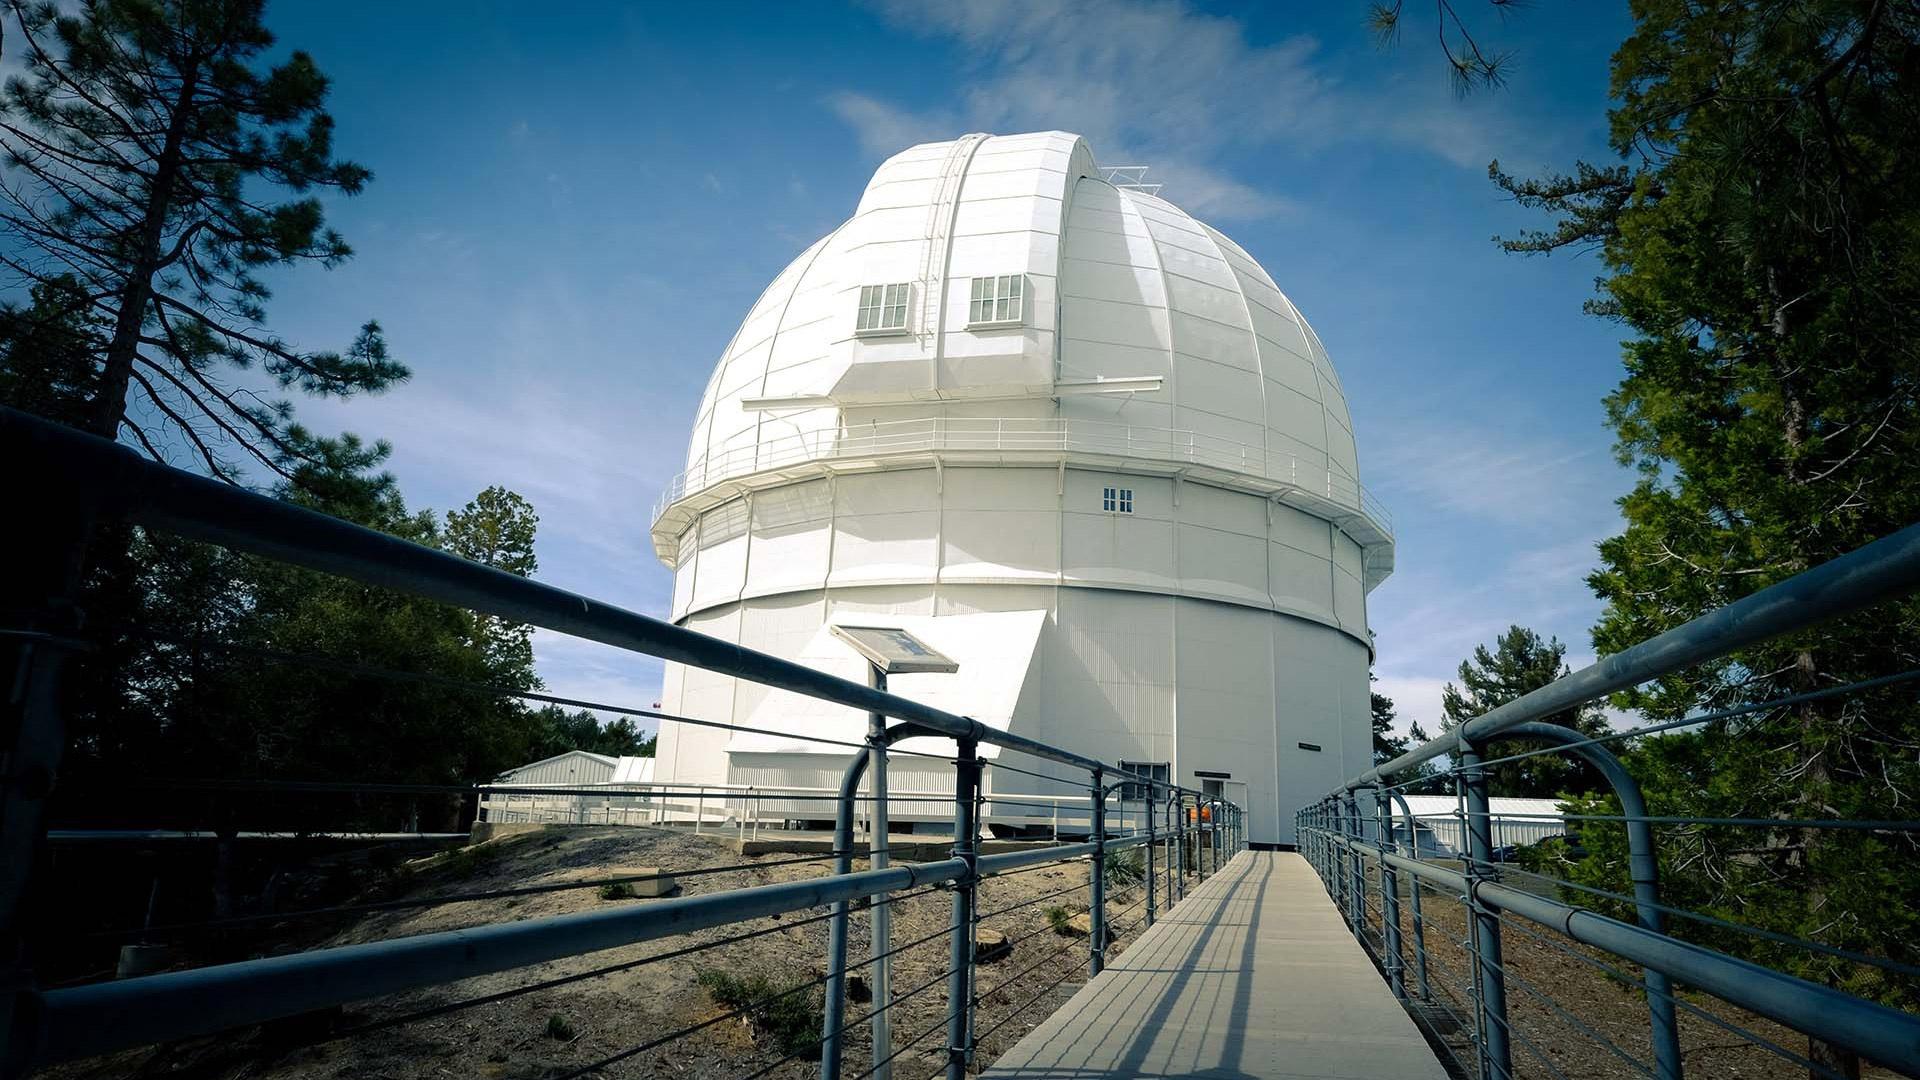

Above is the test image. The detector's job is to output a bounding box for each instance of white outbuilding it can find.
[648,132,1394,846]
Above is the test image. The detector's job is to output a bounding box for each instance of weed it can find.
[598,881,636,901]
[1104,848,1145,889]
[545,1013,576,1041]
[696,968,824,1056]
[1046,905,1074,935]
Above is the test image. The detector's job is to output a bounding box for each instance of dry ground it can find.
[1360,869,1905,1080]
[38,825,1177,1080]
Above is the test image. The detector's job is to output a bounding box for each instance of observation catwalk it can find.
[984,851,1446,1080]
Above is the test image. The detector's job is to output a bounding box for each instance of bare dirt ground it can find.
[1369,873,1904,1080]
[39,825,1173,1080]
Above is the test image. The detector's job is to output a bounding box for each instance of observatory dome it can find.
[655,131,1390,592]
[649,132,1393,846]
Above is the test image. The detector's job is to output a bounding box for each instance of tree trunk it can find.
[89,59,200,439]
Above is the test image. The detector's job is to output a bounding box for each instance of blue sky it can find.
[254,1,1640,739]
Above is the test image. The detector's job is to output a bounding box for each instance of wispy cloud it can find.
[831,0,1555,220]
[1369,425,1615,529]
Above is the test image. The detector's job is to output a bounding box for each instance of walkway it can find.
[983,850,1449,1080]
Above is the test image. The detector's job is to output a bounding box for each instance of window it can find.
[1102,486,1133,513]
[856,283,911,334]
[967,274,1025,326]
[1118,760,1169,802]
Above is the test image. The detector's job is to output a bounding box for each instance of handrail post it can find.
[865,670,893,1080]
[1144,782,1157,928]
[1389,791,1432,1002]
[820,747,872,1080]
[1459,746,1513,1080]
[1171,792,1185,902]
[1499,723,1681,1080]
[1089,768,1107,977]
[1336,796,1357,935]
[1346,793,1366,934]
[945,737,981,1080]
[1375,787,1405,1000]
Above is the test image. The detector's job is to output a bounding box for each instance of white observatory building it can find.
[648,132,1393,847]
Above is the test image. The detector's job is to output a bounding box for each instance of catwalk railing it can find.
[1299,520,1920,1080]
[648,415,1394,539]
[0,405,1246,1079]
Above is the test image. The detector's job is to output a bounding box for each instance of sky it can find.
[242,0,1641,741]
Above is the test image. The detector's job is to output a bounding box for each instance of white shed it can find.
[493,750,617,787]
[1394,795,1568,853]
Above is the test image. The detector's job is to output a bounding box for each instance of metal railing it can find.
[650,415,1394,538]
[0,406,1246,1079]
[1299,521,1920,1080]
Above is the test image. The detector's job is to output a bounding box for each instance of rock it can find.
[975,928,1012,964]
[467,821,545,845]
[848,975,872,1004]
[1064,913,1093,937]
[115,944,179,979]
[610,867,676,897]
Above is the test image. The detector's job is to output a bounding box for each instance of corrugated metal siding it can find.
[496,751,617,788]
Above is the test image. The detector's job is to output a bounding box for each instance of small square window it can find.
[857,283,911,334]
[1103,486,1133,514]
[967,275,1024,327]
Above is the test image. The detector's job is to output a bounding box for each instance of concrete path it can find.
[982,850,1449,1080]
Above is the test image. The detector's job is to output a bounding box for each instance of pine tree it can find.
[1439,625,1609,798]
[445,486,541,692]
[0,0,404,476]
[1370,676,1408,766]
[1490,1,1920,1063]
[0,274,104,424]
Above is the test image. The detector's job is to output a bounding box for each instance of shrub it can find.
[545,1013,576,1041]
[598,881,636,901]
[1046,905,1073,935]
[697,968,823,1056]
[1104,848,1145,889]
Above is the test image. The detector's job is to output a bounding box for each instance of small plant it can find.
[1104,848,1145,889]
[598,881,636,900]
[1046,905,1074,935]
[697,968,824,1056]
[545,1013,576,1041]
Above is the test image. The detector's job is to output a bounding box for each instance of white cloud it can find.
[1373,673,1450,742]
[831,0,1557,221]
[828,92,957,159]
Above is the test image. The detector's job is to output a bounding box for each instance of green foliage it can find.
[445,487,541,691]
[50,456,559,830]
[598,881,635,901]
[1045,906,1074,935]
[1439,626,1608,797]
[544,1013,575,1042]
[696,968,823,1057]
[526,706,657,761]
[1103,848,1144,890]
[0,0,402,465]
[1369,675,1407,765]
[1494,0,1920,1017]
[0,275,104,425]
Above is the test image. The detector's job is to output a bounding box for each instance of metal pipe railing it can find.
[1352,520,1920,793]
[1,406,1246,1079]
[0,409,1140,784]
[1304,522,1920,1080]
[1311,829,1920,1074]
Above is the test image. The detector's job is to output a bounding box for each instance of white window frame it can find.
[856,283,912,336]
[967,274,1026,328]
[1102,486,1133,514]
